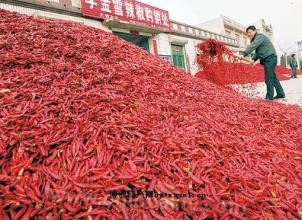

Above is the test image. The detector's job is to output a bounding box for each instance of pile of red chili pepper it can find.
[195,39,290,85]
[1,10,302,219]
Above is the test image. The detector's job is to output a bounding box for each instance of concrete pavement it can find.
[248,75,302,107]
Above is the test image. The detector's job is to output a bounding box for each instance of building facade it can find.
[157,20,238,74]
[297,40,302,69]
[255,19,274,42]
[198,16,277,58]
[197,15,248,56]
[0,0,239,75]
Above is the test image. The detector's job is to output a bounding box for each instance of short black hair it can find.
[246,25,257,32]
[292,54,296,57]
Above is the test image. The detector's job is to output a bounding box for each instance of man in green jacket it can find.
[241,25,285,100]
[290,54,298,78]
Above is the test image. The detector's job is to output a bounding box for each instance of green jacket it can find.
[290,57,297,68]
[243,33,276,61]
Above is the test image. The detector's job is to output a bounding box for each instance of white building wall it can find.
[197,17,224,35]
[154,33,201,75]
[156,33,172,56]
[156,33,241,75]
[255,19,274,42]
[184,38,200,74]
[71,0,81,8]
[198,16,249,56]
[298,50,302,69]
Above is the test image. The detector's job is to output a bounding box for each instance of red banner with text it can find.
[81,0,171,31]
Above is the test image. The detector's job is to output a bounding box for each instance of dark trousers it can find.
[291,67,297,78]
[261,55,285,100]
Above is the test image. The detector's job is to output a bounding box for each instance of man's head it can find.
[246,25,257,40]
[292,54,296,57]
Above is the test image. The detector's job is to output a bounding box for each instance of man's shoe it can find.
[273,94,285,99]
[265,97,273,101]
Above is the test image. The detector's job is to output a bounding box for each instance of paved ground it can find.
[247,75,302,107]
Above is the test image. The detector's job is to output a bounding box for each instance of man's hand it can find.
[238,55,244,60]
[237,55,255,65]
[252,60,259,66]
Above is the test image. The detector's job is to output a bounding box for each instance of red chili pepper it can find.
[63,202,80,214]
[45,151,57,166]
[107,185,131,192]
[9,208,16,220]
[149,210,166,220]
[24,186,42,204]
[20,206,34,220]
[31,184,42,199]
[12,206,27,220]
[75,210,109,219]
[60,212,73,220]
